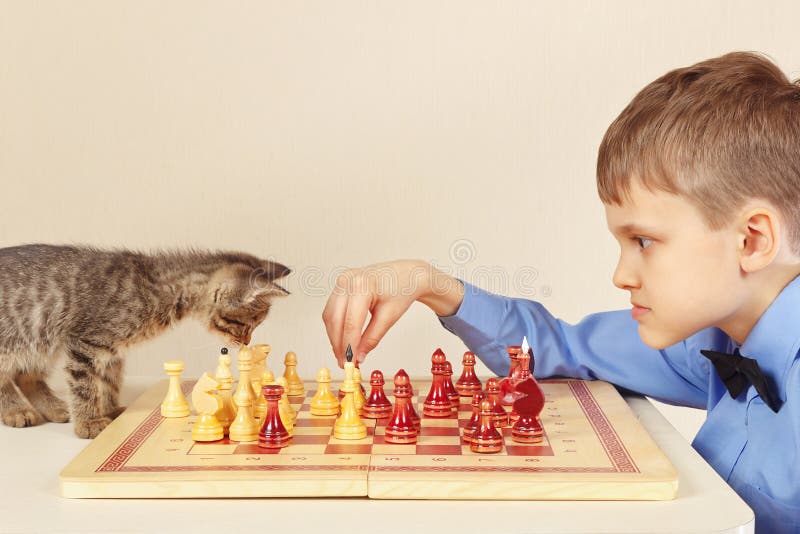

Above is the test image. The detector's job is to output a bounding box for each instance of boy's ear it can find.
[737,206,781,273]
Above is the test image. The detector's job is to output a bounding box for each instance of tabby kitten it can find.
[0,244,291,438]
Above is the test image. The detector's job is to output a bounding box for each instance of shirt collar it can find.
[738,274,800,403]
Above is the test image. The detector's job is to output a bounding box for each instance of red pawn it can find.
[423,348,452,417]
[485,377,509,427]
[456,351,482,397]
[363,370,393,419]
[258,384,291,449]
[470,399,504,454]
[461,391,486,443]
[443,361,460,414]
[384,369,418,444]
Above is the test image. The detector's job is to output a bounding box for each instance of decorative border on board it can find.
[568,380,638,473]
[96,405,165,472]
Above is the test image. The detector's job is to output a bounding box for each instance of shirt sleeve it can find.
[438,280,712,408]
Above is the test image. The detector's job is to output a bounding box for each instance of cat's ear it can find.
[258,260,291,281]
[243,263,291,306]
[248,280,290,302]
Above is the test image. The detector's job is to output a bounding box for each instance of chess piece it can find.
[384,369,418,444]
[362,370,392,419]
[276,376,295,435]
[161,360,190,417]
[461,391,486,443]
[423,348,452,417]
[470,399,504,453]
[485,377,509,427]
[334,359,367,440]
[511,355,546,443]
[190,373,224,442]
[456,351,482,397]
[258,384,291,449]
[338,345,366,399]
[353,367,367,415]
[283,351,305,397]
[443,361,460,414]
[229,347,259,442]
[214,348,236,434]
[310,367,340,416]
[252,343,272,370]
[499,345,522,405]
[251,344,270,420]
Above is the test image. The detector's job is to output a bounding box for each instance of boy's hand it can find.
[322,260,464,368]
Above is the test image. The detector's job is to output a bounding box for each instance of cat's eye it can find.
[221,316,246,327]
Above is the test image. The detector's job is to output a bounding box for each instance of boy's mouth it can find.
[631,303,651,320]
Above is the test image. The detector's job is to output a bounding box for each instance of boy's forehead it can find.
[603,181,697,234]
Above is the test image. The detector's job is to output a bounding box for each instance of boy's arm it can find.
[436,280,715,408]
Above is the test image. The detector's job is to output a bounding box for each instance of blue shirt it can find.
[439,276,800,533]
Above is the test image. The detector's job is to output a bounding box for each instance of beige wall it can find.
[2,1,798,440]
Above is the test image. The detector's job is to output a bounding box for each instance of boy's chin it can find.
[637,325,684,350]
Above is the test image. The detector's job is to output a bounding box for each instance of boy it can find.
[322,52,800,532]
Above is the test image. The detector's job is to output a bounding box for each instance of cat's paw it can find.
[42,404,71,423]
[74,416,113,439]
[1,407,46,428]
[106,406,127,420]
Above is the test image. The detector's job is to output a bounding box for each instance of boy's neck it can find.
[719,265,800,345]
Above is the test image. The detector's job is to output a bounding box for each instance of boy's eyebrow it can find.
[609,223,659,235]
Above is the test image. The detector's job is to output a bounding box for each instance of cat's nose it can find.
[242,333,252,345]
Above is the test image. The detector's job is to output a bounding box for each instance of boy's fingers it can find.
[355,303,405,363]
[321,291,348,367]
[342,291,373,364]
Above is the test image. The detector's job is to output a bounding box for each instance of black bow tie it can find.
[700,349,782,413]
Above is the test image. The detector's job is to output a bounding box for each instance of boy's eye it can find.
[635,237,653,250]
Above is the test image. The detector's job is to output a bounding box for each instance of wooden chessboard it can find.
[59,378,678,500]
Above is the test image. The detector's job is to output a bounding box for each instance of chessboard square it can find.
[188,443,238,455]
[421,426,461,437]
[292,426,333,436]
[324,444,373,455]
[291,434,331,445]
[420,417,459,428]
[415,444,463,455]
[295,417,336,427]
[234,444,280,455]
[371,444,416,455]
[417,435,461,447]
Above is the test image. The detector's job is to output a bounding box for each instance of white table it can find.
[0,377,754,534]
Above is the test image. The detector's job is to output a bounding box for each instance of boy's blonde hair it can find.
[597,52,800,254]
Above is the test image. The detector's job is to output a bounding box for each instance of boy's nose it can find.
[612,259,640,290]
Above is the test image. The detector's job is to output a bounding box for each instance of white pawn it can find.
[283,351,305,396]
[229,347,259,442]
[161,360,190,418]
